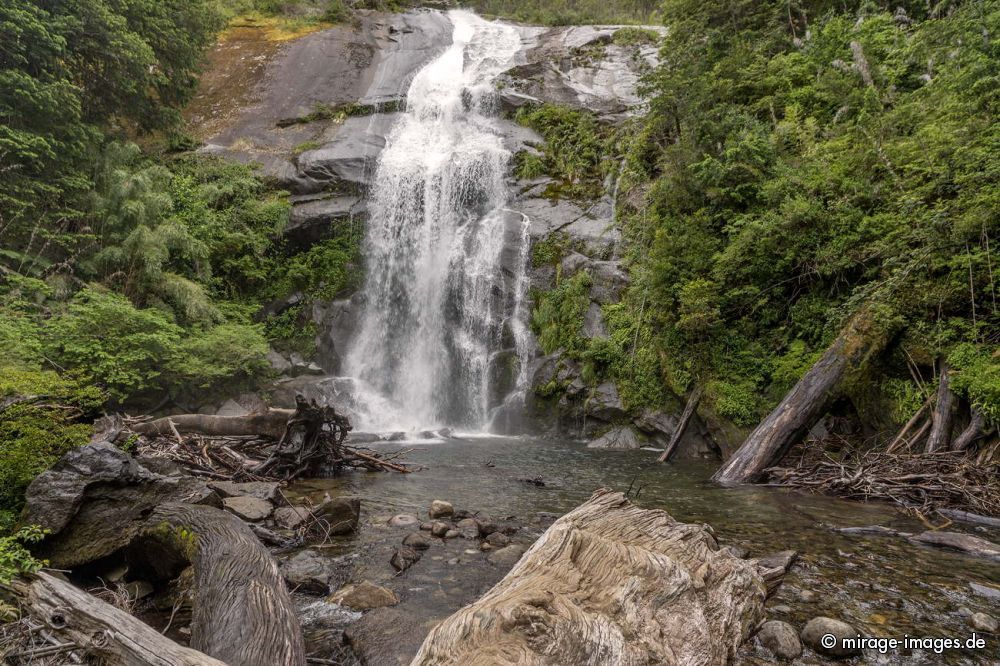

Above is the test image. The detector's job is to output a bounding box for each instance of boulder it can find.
[313,496,360,535]
[586,382,626,421]
[285,195,366,249]
[216,399,250,417]
[429,500,454,519]
[581,302,608,339]
[757,620,802,660]
[586,426,642,449]
[273,506,312,530]
[801,617,860,658]
[391,547,421,572]
[281,550,336,595]
[402,532,431,550]
[209,481,281,503]
[223,496,273,522]
[589,261,629,304]
[328,581,399,611]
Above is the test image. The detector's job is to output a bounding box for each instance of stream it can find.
[291,436,1000,664]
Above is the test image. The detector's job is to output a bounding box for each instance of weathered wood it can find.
[5,571,226,666]
[886,393,932,453]
[411,489,765,666]
[937,508,1000,529]
[133,409,295,440]
[142,503,307,666]
[951,407,987,452]
[925,359,955,452]
[713,310,890,485]
[256,396,352,479]
[656,385,703,464]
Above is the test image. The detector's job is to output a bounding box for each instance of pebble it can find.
[222,496,272,522]
[444,529,460,539]
[390,546,421,572]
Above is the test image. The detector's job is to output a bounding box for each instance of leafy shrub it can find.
[707,380,759,427]
[532,271,592,356]
[0,526,47,582]
[948,344,1000,425]
[612,27,660,46]
[515,104,609,199]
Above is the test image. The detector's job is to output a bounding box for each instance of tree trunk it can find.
[951,407,987,452]
[5,572,227,666]
[411,489,765,666]
[133,409,295,440]
[139,503,306,666]
[925,359,954,452]
[657,385,703,463]
[713,309,889,485]
[886,393,932,453]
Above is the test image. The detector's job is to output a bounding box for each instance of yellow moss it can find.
[220,13,331,44]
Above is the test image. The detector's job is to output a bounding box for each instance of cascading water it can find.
[343,11,530,432]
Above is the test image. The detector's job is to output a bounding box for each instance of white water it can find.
[343,12,530,432]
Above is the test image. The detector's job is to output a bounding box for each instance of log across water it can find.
[411,489,766,665]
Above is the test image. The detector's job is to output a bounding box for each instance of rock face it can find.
[586,426,643,449]
[412,489,766,665]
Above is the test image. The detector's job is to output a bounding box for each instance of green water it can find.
[292,436,1000,664]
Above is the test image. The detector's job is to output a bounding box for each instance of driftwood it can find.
[5,572,226,666]
[133,409,295,440]
[952,407,989,451]
[411,489,765,666]
[714,310,889,485]
[656,385,703,464]
[925,359,955,452]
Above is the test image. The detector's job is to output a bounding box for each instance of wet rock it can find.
[452,509,473,520]
[475,516,498,536]
[589,261,629,304]
[968,612,998,633]
[586,382,626,421]
[486,532,510,548]
[801,617,860,658]
[970,581,1000,600]
[444,529,460,539]
[273,506,312,530]
[757,550,798,573]
[313,496,360,535]
[586,426,642,449]
[429,500,454,519]
[633,409,678,437]
[582,302,608,339]
[328,581,398,611]
[797,588,817,603]
[456,518,480,539]
[757,620,802,660]
[480,542,493,551]
[910,530,1000,561]
[430,521,450,538]
[223,496,272,522]
[770,604,793,615]
[487,544,526,567]
[312,298,360,375]
[281,550,335,594]
[402,532,431,550]
[285,195,365,249]
[389,514,420,528]
[419,522,433,531]
[209,481,281,503]
[391,546,421,572]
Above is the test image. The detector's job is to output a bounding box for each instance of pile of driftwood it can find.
[764,448,1000,518]
[127,395,411,480]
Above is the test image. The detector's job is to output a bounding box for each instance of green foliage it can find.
[0,526,47,583]
[532,271,592,356]
[948,344,1000,425]
[270,235,360,301]
[514,151,546,181]
[531,232,569,270]
[514,104,609,199]
[706,379,759,427]
[466,0,660,25]
[612,27,659,46]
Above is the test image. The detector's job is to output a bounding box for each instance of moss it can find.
[612,27,660,46]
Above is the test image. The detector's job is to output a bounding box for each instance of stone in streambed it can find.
[313,496,360,535]
[389,514,419,528]
[402,532,431,550]
[281,550,335,594]
[487,544,526,567]
[273,506,312,530]
[486,532,510,548]
[757,550,798,573]
[210,480,281,503]
[444,529,460,539]
[223,496,272,522]
[391,546,421,572]
[475,515,498,536]
[328,581,398,610]
[430,521,450,538]
[968,612,998,633]
[456,518,479,539]
[419,522,433,531]
[757,620,802,660]
[801,617,860,658]
[429,500,454,519]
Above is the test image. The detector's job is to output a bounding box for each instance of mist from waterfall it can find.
[343,11,529,432]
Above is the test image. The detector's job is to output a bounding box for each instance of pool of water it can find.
[291,435,1000,664]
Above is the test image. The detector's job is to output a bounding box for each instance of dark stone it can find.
[801,617,860,658]
[402,532,431,550]
[586,426,642,449]
[281,549,336,595]
[390,546,421,572]
[757,620,802,660]
[313,496,360,535]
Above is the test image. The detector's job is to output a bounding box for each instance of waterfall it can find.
[343,11,529,432]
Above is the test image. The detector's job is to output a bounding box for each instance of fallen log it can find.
[5,571,226,666]
[410,489,765,666]
[713,309,891,485]
[656,385,703,464]
[133,409,295,440]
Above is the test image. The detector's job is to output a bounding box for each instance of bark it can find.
[133,409,295,440]
[140,503,306,666]
[5,571,226,666]
[951,407,987,452]
[925,359,955,452]
[713,309,889,485]
[411,489,765,666]
[656,385,703,463]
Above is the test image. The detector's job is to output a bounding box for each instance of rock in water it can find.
[391,547,421,573]
[429,500,454,519]
[209,481,281,503]
[328,581,399,610]
[456,518,479,539]
[389,514,420,528]
[273,506,312,530]
[969,612,998,633]
[402,532,431,550]
[586,426,642,449]
[412,490,765,665]
[430,521,450,538]
[313,496,360,535]
[222,496,272,522]
[486,544,525,567]
[486,532,510,548]
[757,620,802,660]
[801,617,860,658]
[280,550,336,595]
